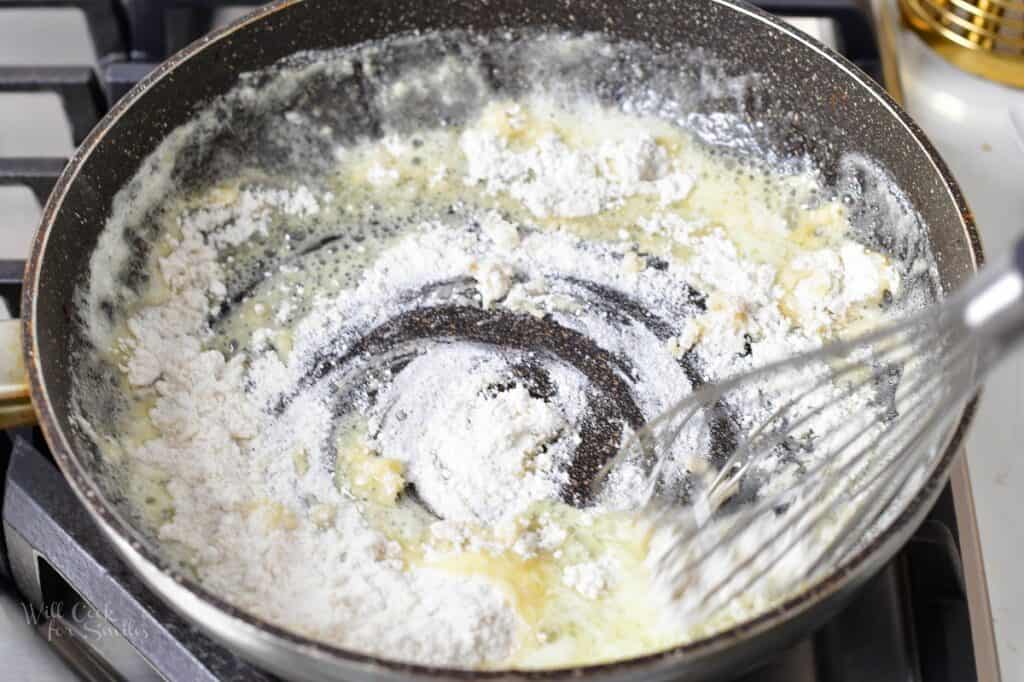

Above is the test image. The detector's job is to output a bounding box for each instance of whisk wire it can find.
[671,315,947,517]
[654,325,979,619]
[603,247,1024,628]
[669,369,959,618]
[802,341,980,577]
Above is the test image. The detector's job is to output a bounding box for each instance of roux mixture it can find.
[72,32,936,670]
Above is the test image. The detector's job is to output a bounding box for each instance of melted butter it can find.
[340,446,406,506]
[330,420,672,666]
[105,95,902,670]
[308,103,897,665]
[428,551,554,626]
[243,499,300,531]
[333,100,889,326]
[412,504,673,668]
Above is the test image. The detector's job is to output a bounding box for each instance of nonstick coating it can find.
[22,1,981,680]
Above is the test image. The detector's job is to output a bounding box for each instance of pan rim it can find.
[21,0,983,677]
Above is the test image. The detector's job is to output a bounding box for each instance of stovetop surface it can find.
[0,1,982,680]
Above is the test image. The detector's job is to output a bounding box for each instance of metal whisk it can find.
[594,239,1024,623]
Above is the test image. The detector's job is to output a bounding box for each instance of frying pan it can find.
[0,0,982,680]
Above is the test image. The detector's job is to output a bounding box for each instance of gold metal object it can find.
[0,319,35,429]
[899,0,1024,86]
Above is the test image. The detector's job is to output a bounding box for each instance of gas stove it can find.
[0,2,992,680]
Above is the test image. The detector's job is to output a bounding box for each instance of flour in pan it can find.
[115,195,519,668]
[461,126,695,218]
[72,32,938,671]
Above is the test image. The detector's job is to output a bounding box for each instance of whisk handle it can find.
[956,234,1024,367]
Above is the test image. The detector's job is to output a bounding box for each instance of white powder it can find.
[84,90,914,670]
[509,513,570,559]
[786,242,897,333]
[472,260,516,308]
[184,186,322,250]
[371,348,581,525]
[461,129,694,219]
[112,186,525,668]
[480,210,521,250]
[367,162,401,187]
[563,557,616,599]
[120,224,219,387]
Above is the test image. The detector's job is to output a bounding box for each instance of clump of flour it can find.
[370,348,582,525]
[461,129,694,219]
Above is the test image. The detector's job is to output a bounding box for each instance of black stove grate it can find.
[0,2,977,681]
